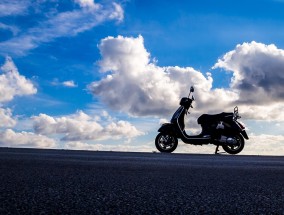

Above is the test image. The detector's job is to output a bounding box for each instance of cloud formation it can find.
[90,36,284,123]
[214,41,284,105]
[0,56,37,102]
[243,134,284,155]
[0,108,16,128]
[0,1,124,55]
[32,110,144,142]
[89,35,237,117]
[0,0,30,17]
[0,23,19,36]
[0,54,142,150]
[0,56,53,148]
[214,41,284,121]
[0,129,56,148]
[65,141,153,152]
[62,80,77,88]
[51,79,78,88]
[74,0,101,10]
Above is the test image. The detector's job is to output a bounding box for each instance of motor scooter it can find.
[155,86,249,154]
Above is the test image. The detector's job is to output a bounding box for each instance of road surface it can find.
[0,148,283,214]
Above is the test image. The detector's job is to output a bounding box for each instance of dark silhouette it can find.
[155,86,249,154]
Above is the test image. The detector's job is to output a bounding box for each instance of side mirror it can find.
[188,86,195,98]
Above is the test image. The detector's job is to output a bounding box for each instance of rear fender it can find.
[234,121,249,140]
[241,130,249,140]
[220,120,248,140]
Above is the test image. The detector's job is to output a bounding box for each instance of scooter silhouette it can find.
[155,86,249,154]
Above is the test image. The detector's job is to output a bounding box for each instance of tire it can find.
[222,134,245,155]
[155,133,178,153]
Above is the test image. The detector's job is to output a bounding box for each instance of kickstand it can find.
[215,145,220,154]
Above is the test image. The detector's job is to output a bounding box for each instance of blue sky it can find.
[0,0,284,155]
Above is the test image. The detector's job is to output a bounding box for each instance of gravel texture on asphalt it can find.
[0,148,283,215]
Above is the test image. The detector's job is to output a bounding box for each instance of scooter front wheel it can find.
[155,133,178,153]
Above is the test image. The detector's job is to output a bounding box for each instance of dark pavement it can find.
[0,148,283,214]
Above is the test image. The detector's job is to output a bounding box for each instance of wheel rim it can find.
[227,144,241,151]
[158,134,176,150]
[225,136,242,152]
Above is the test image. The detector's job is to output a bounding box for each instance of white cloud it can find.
[51,79,78,88]
[0,129,56,148]
[62,80,77,88]
[242,134,284,155]
[90,37,284,123]
[0,0,30,17]
[0,108,16,128]
[239,104,284,121]
[0,1,124,56]
[65,141,153,152]
[213,41,284,105]
[65,141,103,150]
[32,110,144,142]
[74,0,100,10]
[175,143,219,154]
[109,3,124,22]
[213,41,284,121]
[0,23,19,36]
[89,35,237,117]
[104,120,144,140]
[0,56,37,102]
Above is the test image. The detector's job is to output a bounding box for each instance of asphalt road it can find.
[0,148,283,215]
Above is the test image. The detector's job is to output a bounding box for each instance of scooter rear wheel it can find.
[222,134,244,154]
[155,133,178,153]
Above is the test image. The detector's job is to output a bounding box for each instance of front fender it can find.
[158,123,177,136]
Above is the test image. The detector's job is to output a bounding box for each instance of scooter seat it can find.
[197,112,233,124]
